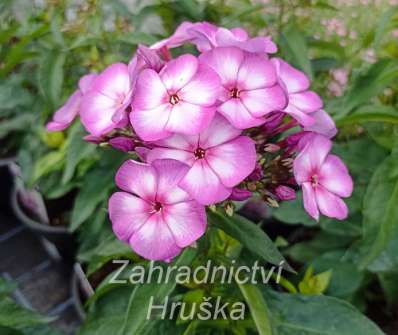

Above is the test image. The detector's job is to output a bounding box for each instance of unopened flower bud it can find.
[275,185,296,201]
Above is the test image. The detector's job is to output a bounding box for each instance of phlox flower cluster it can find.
[47,21,353,261]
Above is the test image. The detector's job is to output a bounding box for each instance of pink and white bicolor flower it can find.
[293,134,353,221]
[80,63,131,137]
[108,159,206,261]
[151,21,277,54]
[271,58,323,127]
[200,47,287,129]
[146,114,256,205]
[131,54,221,141]
[46,73,97,131]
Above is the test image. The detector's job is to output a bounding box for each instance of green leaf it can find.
[338,60,398,116]
[208,211,294,272]
[70,168,115,231]
[359,153,398,268]
[32,150,65,183]
[335,105,398,127]
[0,114,35,138]
[119,248,198,335]
[62,123,96,184]
[279,26,313,79]
[38,50,66,108]
[298,266,332,295]
[238,283,272,335]
[265,290,384,335]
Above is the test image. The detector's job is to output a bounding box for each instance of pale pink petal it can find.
[206,136,256,187]
[151,159,192,204]
[199,47,244,87]
[199,114,241,148]
[155,133,199,151]
[283,104,315,127]
[108,192,151,241]
[302,182,319,221]
[304,109,337,138]
[240,85,287,117]
[78,73,97,94]
[80,90,118,136]
[188,22,218,52]
[132,69,168,109]
[52,90,81,124]
[129,213,182,261]
[130,103,172,141]
[218,98,265,129]
[147,148,195,167]
[319,155,353,197]
[293,135,332,184]
[315,185,349,220]
[164,201,206,248]
[165,102,215,135]
[46,121,69,131]
[179,160,231,205]
[241,36,277,54]
[115,160,157,201]
[160,54,198,91]
[178,64,220,106]
[271,58,310,93]
[91,63,130,101]
[237,54,276,90]
[151,21,195,49]
[289,91,323,113]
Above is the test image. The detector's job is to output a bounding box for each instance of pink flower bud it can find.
[108,137,135,152]
[275,185,296,201]
[229,188,252,201]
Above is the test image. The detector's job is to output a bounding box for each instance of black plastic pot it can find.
[71,263,94,321]
[0,159,16,215]
[11,184,77,264]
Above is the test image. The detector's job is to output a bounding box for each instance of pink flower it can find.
[151,21,277,54]
[108,159,206,261]
[293,134,353,221]
[187,22,277,54]
[200,47,287,129]
[303,110,337,138]
[80,63,131,137]
[146,114,256,205]
[271,58,323,127]
[46,73,97,131]
[131,54,220,141]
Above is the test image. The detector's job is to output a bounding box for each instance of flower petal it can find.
[315,185,349,220]
[155,133,199,151]
[289,91,323,113]
[206,136,256,187]
[80,90,118,136]
[151,159,192,204]
[199,114,241,148]
[130,103,172,141]
[147,147,195,165]
[200,47,244,87]
[237,54,276,90]
[160,54,198,91]
[319,154,353,197]
[115,160,157,201]
[293,134,332,184]
[179,160,231,205]
[218,98,265,129]
[240,85,287,117]
[108,192,151,242]
[132,69,168,110]
[164,200,206,247]
[302,182,319,221]
[78,73,97,94]
[179,64,220,106]
[271,58,310,93]
[52,90,81,124]
[129,213,182,261]
[165,102,215,135]
[92,63,130,101]
[304,109,337,138]
[283,104,315,127]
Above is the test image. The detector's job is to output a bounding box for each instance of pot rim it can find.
[11,185,70,234]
